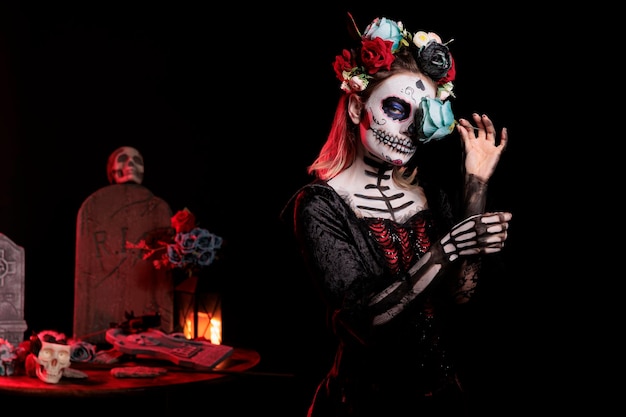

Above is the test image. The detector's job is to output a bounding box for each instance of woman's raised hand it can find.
[457,113,508,181]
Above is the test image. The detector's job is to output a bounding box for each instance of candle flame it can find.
[184,312,222,345]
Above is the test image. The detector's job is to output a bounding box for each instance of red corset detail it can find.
[366,216,432,275]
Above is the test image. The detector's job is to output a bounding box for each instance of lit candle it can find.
[184,312,222,344]
[209,318,222,345]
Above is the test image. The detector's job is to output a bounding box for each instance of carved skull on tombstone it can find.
[107,146,145,184]
[28,330,71,384]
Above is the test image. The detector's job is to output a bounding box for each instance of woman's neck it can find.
[328,151,427,222]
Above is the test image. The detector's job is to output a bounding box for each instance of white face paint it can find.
[359,73,436,166]
[108,146,145,184]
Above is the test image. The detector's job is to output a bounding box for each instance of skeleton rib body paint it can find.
[329,152,428,223]
[352,155,422,221]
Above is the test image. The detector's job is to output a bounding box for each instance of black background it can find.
[0,3,576,415]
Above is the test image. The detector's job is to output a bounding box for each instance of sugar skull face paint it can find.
[359,73,437,166]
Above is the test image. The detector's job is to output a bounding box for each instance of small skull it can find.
[29,330,71,384]
[36,341,71,383]
[107,146,145,184]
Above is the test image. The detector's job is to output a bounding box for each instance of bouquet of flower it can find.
[0,337,18,376]
[126,208,223,277]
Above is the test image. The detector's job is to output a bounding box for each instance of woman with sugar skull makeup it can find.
[281,16,511,416]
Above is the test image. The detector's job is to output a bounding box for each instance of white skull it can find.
[107,146,145,184]
[358,73,436,166]
[35,341,71,384]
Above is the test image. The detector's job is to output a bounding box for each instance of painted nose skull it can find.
[107,146,145,184]
[36,341,71,384]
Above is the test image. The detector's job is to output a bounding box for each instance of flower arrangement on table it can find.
[126,207,223,279]
[0,337,19,376]
[127,208,224,342]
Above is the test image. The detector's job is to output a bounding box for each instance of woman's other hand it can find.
[457,113,508,181]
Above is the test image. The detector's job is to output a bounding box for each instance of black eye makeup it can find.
[382,97,411,121]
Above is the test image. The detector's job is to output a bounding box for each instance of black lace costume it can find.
[283,180,470,416]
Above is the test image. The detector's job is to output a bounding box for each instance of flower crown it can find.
[333,16,456,100]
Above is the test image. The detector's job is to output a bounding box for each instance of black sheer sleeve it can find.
[283,183,457,343]
[289,184,387,341]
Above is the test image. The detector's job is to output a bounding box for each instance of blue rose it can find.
[417,97,457,143]
[69,340,96,363]
[175,231,196,253]
[362,17,404,52]
[197,250,217,267]
[167,244,184,266]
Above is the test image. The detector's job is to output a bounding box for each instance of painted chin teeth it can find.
[371,128,416,154]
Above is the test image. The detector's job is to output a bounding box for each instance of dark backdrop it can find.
[0,3,569,414]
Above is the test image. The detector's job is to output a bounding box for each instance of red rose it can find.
[438,55,456,85]
[171,208,196,233]
[333,49,356,81]
[360,37,394,75]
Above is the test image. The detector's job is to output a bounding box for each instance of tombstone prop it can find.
[0,233,27,348]
[74,147,173,344]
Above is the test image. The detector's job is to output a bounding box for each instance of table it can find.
[0,348,262,413]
